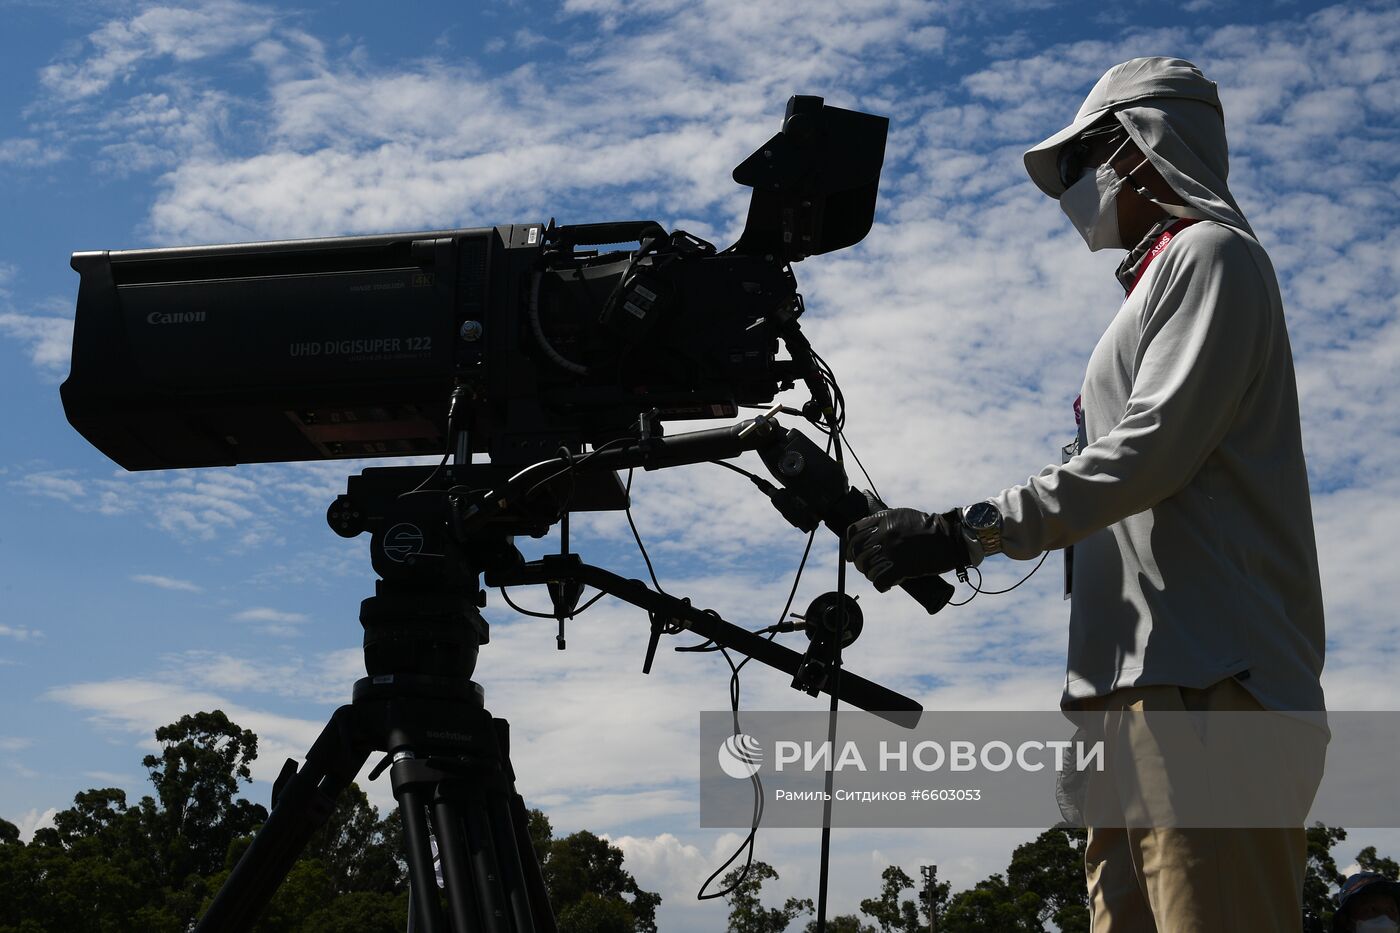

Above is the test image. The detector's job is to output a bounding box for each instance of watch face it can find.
[965,502,998,529]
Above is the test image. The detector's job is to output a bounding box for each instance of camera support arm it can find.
[486,555,921,728]
[462,413,955,615]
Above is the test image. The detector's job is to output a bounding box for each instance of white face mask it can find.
[1058,160,1129,251]
[1059,137,1206,251]
[1356,916,1400,933]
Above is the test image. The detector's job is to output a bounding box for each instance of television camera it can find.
[60,95,954,933]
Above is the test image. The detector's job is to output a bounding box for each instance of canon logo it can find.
[146,311,207,325]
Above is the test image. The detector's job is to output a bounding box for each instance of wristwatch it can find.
[962,501,1004,557]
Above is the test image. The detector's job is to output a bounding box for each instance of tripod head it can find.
[325,462,625,682]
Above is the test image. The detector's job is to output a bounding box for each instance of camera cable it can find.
[947,553,1049,606]
[694,518,819,904]
[497,586,608,620]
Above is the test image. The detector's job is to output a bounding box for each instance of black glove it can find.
[846,507,970,592]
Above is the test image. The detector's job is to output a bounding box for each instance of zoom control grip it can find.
[758,429,956,615]
[859,489,956,615]
[898,573,955,615]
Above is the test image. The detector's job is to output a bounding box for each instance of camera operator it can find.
[848,58,1325,932]
[1335,873,1400,933]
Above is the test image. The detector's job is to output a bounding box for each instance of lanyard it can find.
[1125,219,1199,298]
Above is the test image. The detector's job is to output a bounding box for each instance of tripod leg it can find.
[486,790,536,931]
[464,797,512,931]
[431,773,553,932]
[433,796,484,932]
[509,792,558,933]
[194,706,368,933]
[492,716,554,933]
[399,782,447,933]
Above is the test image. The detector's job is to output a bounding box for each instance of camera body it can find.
[61,95,889,471]
[63,222,796,469]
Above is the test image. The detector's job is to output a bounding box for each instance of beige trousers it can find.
[1079,678,1312,933]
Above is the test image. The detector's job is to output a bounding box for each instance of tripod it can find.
[194,463,563,933]
[194,449,720,932]
[192,412,935,932]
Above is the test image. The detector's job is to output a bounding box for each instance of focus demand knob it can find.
[327,494,366,538]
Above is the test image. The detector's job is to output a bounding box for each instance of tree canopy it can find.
[0,716,1383,933]
[723,860,813,933]
[0,711,656,933]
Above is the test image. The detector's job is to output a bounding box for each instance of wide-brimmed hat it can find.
[1024,57,1223,198]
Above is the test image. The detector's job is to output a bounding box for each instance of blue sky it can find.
[2,0,1398,928]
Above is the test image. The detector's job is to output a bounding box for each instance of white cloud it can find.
[91,87,239,174]
[232,607,306,622]
[0,625,43,642]
[38,1,286,101]
[513,28,549,50]
[0,312,73,375]
[607,826,1054,931]
[0,137,64,165]
[0,737,33,752]
[44,677,327,792]
[232,606,310,636]
[131,573,204,592]
[13,470,85,502]
[86,0,948,242]
[159,648,362,703]
[16,460,387,547]
[11,808,58,843]
[10,2,322,176]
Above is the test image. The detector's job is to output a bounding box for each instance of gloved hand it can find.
[846,507,970,592]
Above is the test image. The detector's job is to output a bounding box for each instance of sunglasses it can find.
[1057,122,1129,190]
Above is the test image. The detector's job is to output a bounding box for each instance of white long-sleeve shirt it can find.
[992,221,1325,712]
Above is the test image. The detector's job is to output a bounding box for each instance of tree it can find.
[1007,828,1089,933]
[858,866,922,932]
[529,807,555,867]
[1304,823,1347,933]
[0,834,42,932]
[301,782,404,894]
[299,890,411,933]
[0,711,267,932]
[938,874,1042,933]
[222,783,406,932]
[0,713,673,932]
[805,915,873,932]
[50,788,132,845]
[556,891,641,933]
[534,817,660,933]
[245,857,337,932]
[1358,845,1400,880]
[142,709,268,883]
[722,860,813,933]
